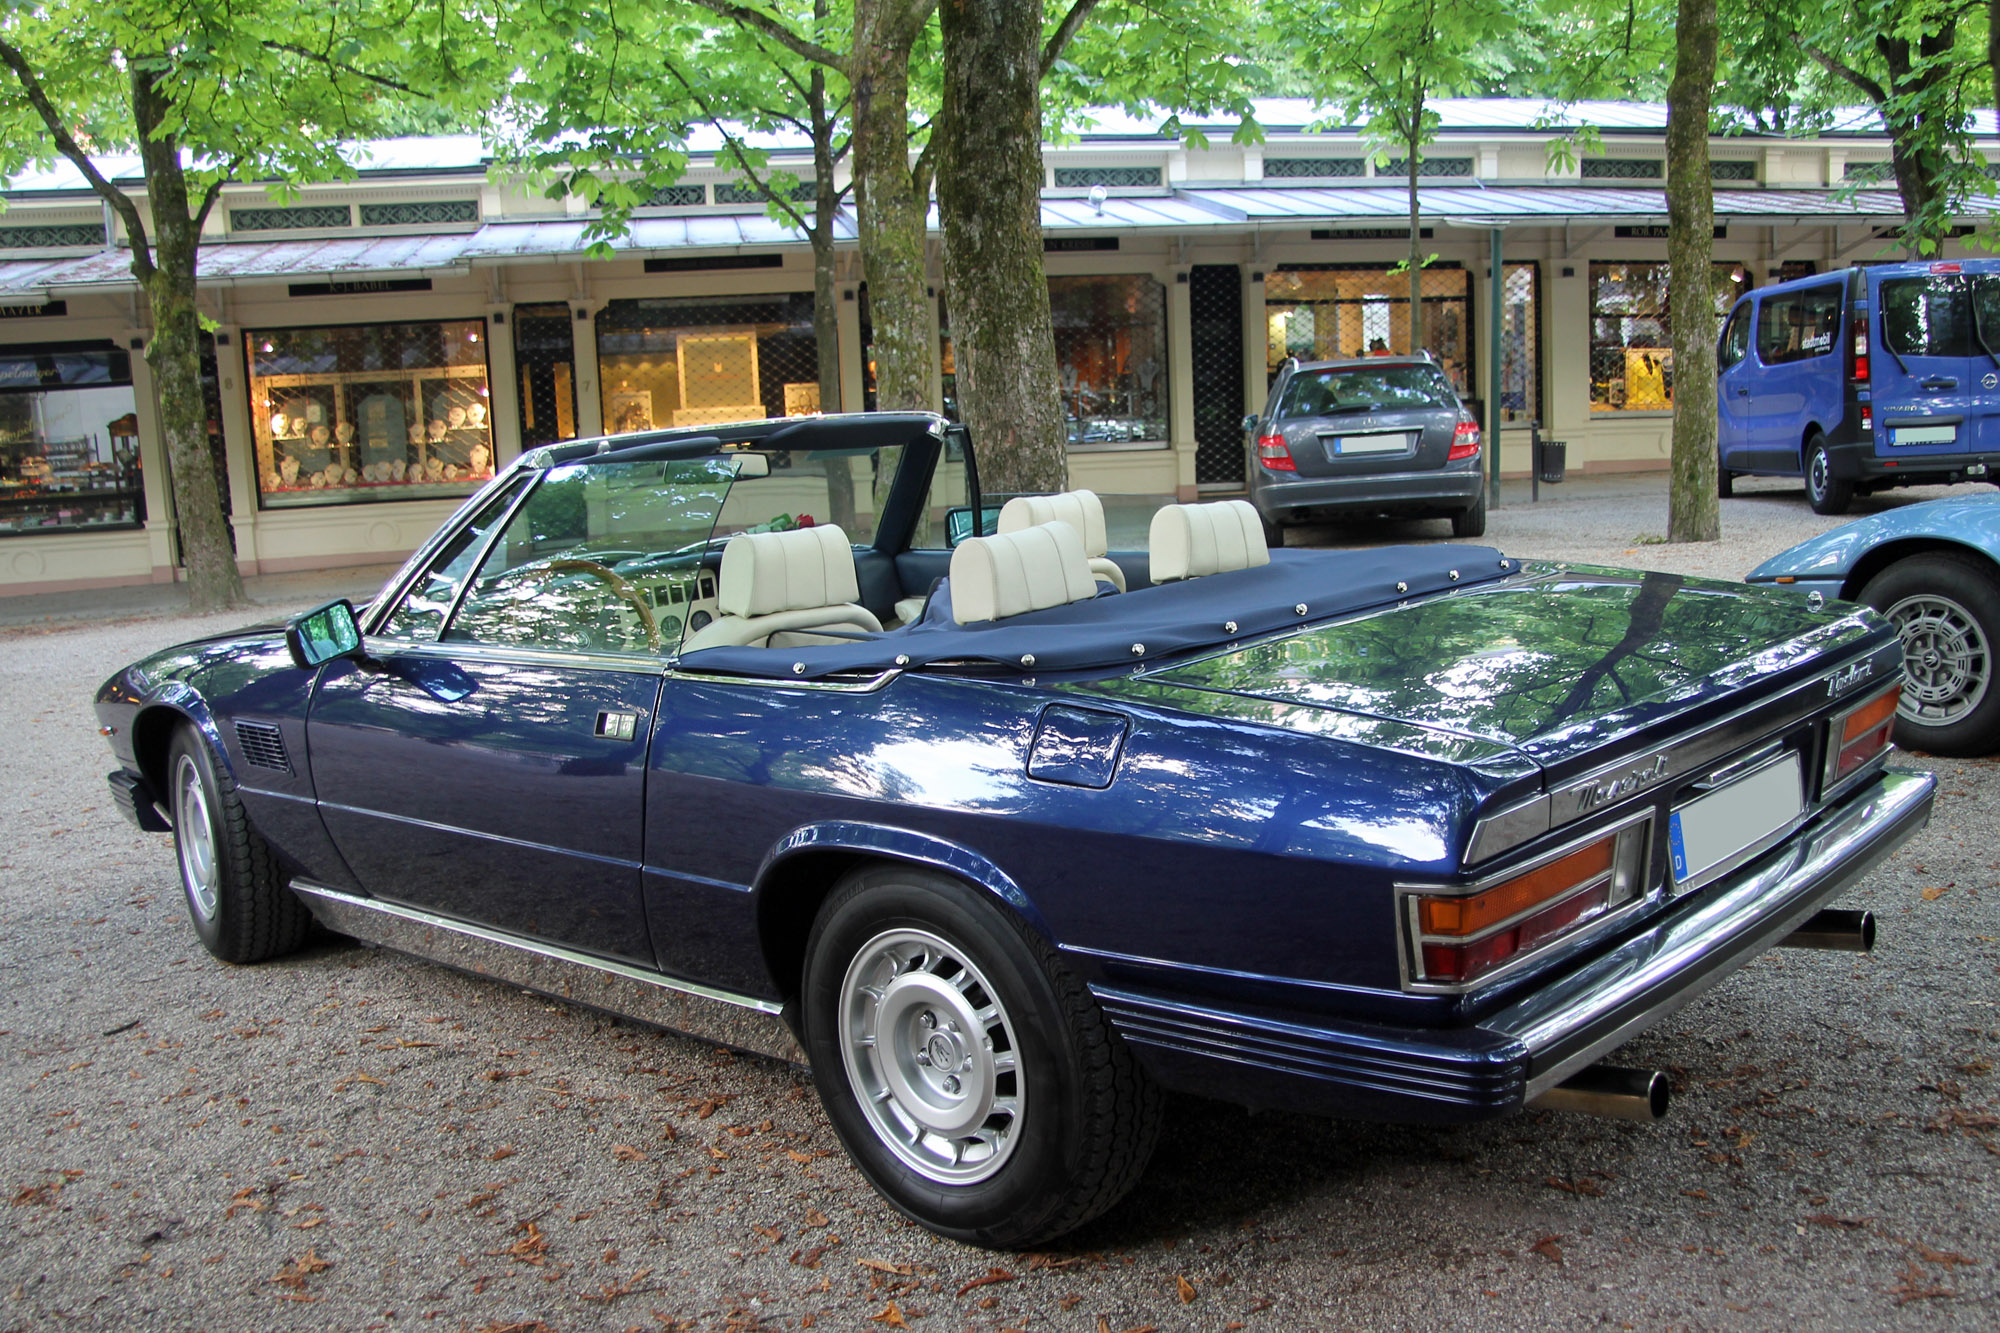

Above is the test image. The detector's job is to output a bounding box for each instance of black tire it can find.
[1450,489,1487,538]
[1804,433,1852,516]
[1859,552,2000,756]
[1259,512,1286,550]
[1718,467,1734,498]
[802,864,1162,1248]
[166,725,310,963]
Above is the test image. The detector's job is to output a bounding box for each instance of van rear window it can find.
[1755,286,1842,364]
[1881,276,1981,357]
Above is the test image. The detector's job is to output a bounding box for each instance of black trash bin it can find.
[1536,439,1567,484]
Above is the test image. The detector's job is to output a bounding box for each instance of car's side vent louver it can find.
[235,720,291,772]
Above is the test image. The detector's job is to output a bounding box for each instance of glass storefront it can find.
[246,319,495,507]
[1588,261,1748,412]
[1265,265,1474,395]
[514,303,580,449]
[596,294,821,433]
[0,342,144,534]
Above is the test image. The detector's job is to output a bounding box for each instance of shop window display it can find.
[596,294,820,433]
[0,342,144,534]
[1589,262,1746,411]
[247,319,494,507]
[1265,265,1473,394]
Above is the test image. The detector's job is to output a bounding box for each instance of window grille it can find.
[0,223,105,248]
[596,293,824,431]
[1589,261,1745,412]
[1499,263,1540,425]
[1189,266,1244,485]
[1582,158,1663,180]
[1265,264,1475,396]
[1263,158,1365,180]
[514,303,579,448]
[358,200,479,227]
[713,181,816,205]
[1842,161,1893,183]
[644,184,707,207]
[229,205,353,231]
[1710,160,1757,182]
[1377,157,1472,178]
[1052,166,1162,188]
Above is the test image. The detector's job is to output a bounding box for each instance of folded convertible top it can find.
[678,545,1514,679]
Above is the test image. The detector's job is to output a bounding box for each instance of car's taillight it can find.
[1825,683,1899,788]
[1850,312,1869,383]
[1257,433,1296,471]
[1406,821,1649,989]
[1448,414,1481,461]
[1859,403,1873,436]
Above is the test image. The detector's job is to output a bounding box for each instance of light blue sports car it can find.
[1748,494,2000,755]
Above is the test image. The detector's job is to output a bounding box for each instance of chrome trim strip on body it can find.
[664,666,903,693]
[289,881,804,1065]
[1464,634,1902,865]
[359,637,670,677]
[1493,768,1934,1099]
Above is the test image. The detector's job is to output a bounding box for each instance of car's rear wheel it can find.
[167,725,310,963]
[1259,513,1286,549]
[1450,489,1487,538]
[1804,434,1852,515]
[802,864,1161,1248]
[1718,466,1734,498]
[1860,553,2000,756]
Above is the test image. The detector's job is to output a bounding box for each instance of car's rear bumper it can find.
[1828,441,2000,484]
[1096,767,1934,1123]
[1251,465,1483,524]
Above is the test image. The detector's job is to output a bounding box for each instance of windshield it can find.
[1275,365,1457,418]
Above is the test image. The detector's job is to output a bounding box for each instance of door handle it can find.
[1922,377,1958,391]
[594,710,642,741]
[1734,387,1750,396]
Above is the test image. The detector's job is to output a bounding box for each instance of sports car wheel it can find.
[167,725,310,963]
[1860,552,2000,756]
[1805,434,1852,516]
[802,864,1161,1248]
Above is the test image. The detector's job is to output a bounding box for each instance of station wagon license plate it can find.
[1889,424,1957,446]
[1668,752,1803,886]
[1326,433,1412,457]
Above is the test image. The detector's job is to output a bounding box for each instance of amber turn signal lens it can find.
[1829,683,1900,784]
[1418,836,1615,938]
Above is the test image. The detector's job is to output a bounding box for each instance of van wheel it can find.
[1804,435,1852,516]
[1718,467,1734,498]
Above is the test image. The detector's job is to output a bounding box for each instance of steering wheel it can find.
[525,558,661,652]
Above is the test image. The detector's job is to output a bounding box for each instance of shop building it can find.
[0,101,1982,595]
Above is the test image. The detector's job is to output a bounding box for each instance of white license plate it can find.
[1890,425,1957,446]
[1329,433,1410,456]
[1669,753,1803,885]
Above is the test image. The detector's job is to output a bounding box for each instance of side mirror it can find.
[1241,413,1260,433]
[285,599,364,670]
[944,504,1004,548]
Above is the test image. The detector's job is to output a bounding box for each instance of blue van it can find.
[1717,260,2000,514]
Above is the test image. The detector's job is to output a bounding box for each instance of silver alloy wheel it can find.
[1886,590,1992,726]
[1807,447,1830,503]
[838,926,1024,1185]
[173,753,219,922]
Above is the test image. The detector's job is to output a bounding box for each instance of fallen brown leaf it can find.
[803,1208,830,1227]
[858,1258,915,1276]
[1805,1214,1873,1229]
[869,1301,908,1327]
[1530,1234,1564,1265]
[957,1267,1017,1297]
[611,1144,648,1162]
[270,1248,332,1291]
[1923,886,1952,902]
[1176,1274,1197,1303]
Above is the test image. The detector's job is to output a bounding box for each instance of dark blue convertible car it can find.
[97,412,1934,1247]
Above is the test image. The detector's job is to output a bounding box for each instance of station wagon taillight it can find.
[1448,414,1482,461]
[1850,313,1869,383]
[1825,683,1899,789]
[1406,821,1648,989]
[1257,434,1297,471]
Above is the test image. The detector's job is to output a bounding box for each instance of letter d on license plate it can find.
[1669,753,1803,887]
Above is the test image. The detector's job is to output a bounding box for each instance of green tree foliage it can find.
[0,1,491,610]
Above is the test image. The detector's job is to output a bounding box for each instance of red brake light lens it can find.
[1850,314,1869,383]
[1257,433,1296,471]
[1448,415,1481,461]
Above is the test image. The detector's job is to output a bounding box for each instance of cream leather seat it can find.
[949,520,1100,624]
[1148,500,1270,583]
[679,524,882,652]
[997,489,1126,591]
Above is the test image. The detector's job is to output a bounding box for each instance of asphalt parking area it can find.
[3,473,1997,1330]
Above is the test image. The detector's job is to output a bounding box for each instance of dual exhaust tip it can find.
[1529,909,1874,1122]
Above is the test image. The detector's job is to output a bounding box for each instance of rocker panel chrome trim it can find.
[290,881,803,1064]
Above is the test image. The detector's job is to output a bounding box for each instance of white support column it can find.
[1167,268,1197,499]
[1242,263,1268,417]
[211,326,263,571]
[483,306,525,467]
[569,303,604,438]
[837,288,864,412]
[125,331,179,580]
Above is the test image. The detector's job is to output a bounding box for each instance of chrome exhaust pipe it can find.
[1779,908,1875,952]
[1530,1064,1670,1122]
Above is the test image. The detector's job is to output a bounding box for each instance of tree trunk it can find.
[1405,92,1424,351]
[1665,0,1719,544]
[938,0,1067,495]
[132,71,244,611]
[849,0,933,413]
[806,51,856,531]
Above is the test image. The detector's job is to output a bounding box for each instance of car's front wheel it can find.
[1861,552,2000,756]
[802,864,1161,1248]
[1804,434,1852,515]
[167,725,310,963]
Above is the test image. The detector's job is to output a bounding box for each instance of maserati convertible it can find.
[97,412,1934,1247]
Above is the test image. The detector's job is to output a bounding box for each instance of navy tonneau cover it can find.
[679,545,1513,679]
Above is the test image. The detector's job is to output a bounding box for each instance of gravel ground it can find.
[3,475,1998,1332]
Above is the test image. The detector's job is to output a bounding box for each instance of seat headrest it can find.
[716,524,861,618]
[949,520,1099,625]
[997,489,1109,558]
[1148,501,1270,583]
